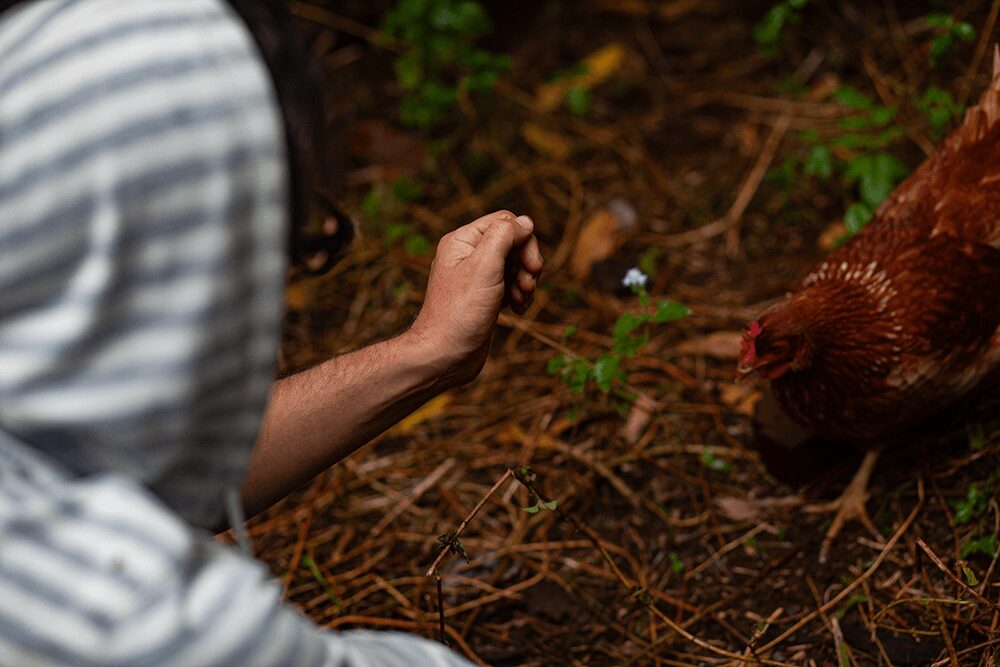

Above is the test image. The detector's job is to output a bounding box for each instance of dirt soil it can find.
[244,1,1000,664]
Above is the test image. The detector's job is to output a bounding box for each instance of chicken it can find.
[737,55,1000,562]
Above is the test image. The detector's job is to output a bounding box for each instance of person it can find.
[0,1,543,665]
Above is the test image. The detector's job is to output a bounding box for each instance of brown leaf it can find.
[719,383,762,417]
[818,220,846,251]
[569,210,619,279]
[535,42,627,112]
[520,123,573,160]
[675,331,744,360]
[714,496,763,522]
[348,120,426,175]
[621,393,657,444]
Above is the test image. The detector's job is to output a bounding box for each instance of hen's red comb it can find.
[740,321,763,366]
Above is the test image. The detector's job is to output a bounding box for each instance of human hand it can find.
[408,210,544,386]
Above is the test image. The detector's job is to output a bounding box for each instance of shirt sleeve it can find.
[0,453,476,667]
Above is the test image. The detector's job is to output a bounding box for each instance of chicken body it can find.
[743,89,1000,440]
[739,62,1000,560]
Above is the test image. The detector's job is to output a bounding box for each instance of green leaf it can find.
[652,300,691,323]
[754,3,791,50]
[613,312,648,357]
[638,247,662,277]
[565,86,592,118]
[833,85,873,110]
[361,186,387,222]
[567,358,590,393]
[404,233,432,255]
[799,128,822,143]
[546,354,566,375]
[522,499,558,514]
[391,176,424,202]
[961,533,997,558]
[669,551,685,574]
[592,354,624,393]
[954,21,975,42]
[803,145,833,180]
[868,106,896,128]
[929,35,952,67]
[701,447,732,473]
[385,223,409,244]
[395,52,423,90]
[962,564,979,586]
[844,153,907,208]
[843,201,873,236]
[561,326,577,341]
[953,483,989,524]
[924,12,952,28]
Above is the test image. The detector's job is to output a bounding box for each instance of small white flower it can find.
[622,267,648,288]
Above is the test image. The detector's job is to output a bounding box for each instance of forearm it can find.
[242,332,449,517]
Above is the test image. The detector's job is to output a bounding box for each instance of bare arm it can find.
[242,211,544,517]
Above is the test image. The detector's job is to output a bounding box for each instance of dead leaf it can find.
[569,210,616,279]
[285,277,324,311]
[394,394,451,435]
[715,496,763,522]
[719,383,762,417]
[621,393,657,444]
[348,120,426,175]
[535,42,626,112]
[818,220,846,251]
[675,331,744,360]
[520,123,573,160]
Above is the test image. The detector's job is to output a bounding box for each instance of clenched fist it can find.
[408,210,544,386]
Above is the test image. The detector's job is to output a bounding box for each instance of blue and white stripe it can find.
[0,1,473,664]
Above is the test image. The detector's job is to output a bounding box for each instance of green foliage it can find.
[522,499,558,514]
[700,447,732,474]
[361,177,432,255]
[547,273,690,414]
[961,533,998,559]
[668,551,685,574]
[952,467,1000,525]
[925,13,975,68]
[780,85,910,242]
[383,0,511,129]
[916,86,964,138]
[754,0,808,53]
[301,555,343,611]
[565,86,593,118]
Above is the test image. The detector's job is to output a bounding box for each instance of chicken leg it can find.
[804,448,883,563]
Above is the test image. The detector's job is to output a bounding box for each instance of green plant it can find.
[916,85,964,139]
[951,467,1000,524]
[925,13,975,68]
[754,0,808,53]
[668,551,684,574]
[961,533,998,559]
[785,86,909,241]
[547,269,690,414]
[361,177,432,255]
[701,447,732,474]
[383,0,511,129]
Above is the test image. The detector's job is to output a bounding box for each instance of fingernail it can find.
[516,215,533,230]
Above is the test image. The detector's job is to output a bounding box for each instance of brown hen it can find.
[738,56,1000,562]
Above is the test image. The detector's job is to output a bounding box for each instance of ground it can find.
[243,1,1000,664]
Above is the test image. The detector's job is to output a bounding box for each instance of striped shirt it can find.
[0,2,473,665]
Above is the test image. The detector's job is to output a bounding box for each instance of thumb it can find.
[472,215,534,276]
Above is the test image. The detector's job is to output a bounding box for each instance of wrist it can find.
[396,327,463,392]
